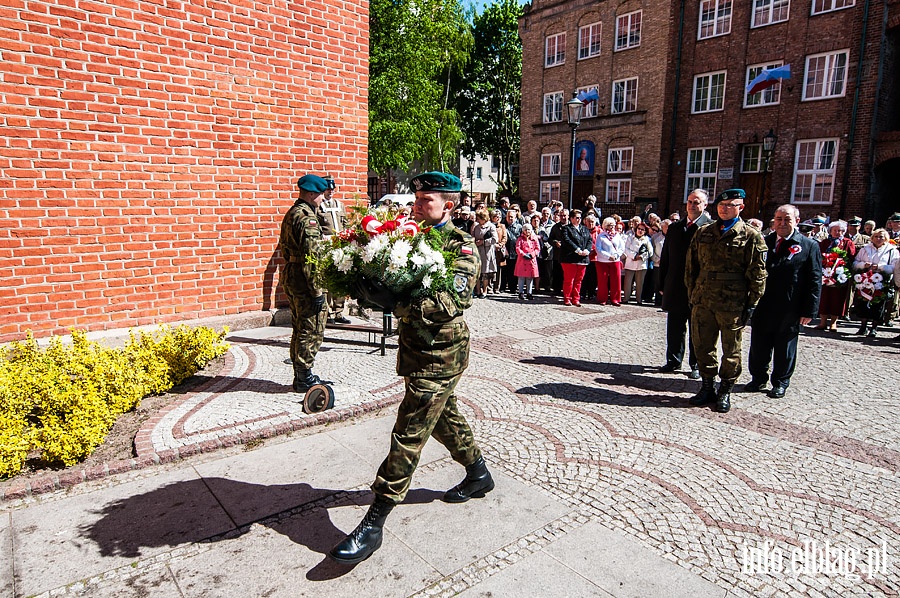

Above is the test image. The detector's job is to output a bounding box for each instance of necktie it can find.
[775,238,783,253]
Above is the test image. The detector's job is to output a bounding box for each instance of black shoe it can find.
[855,325,867,335]
[334,316,352,324]
[715,379,735,413]
[526,294,534,300]
[443,456,495,503]
[329,498,394,564]
[768,385,786,398]
[743,379,768,393]
[659,362,680,373]
[689,377,717,406]
[687,367,701,380]
[867,328,877,338]
[517,293,524,301]
[292,366,322,393]
[326,318,336,325]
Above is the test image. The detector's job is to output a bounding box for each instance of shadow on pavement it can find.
[166,374,294,396]
[79,478,442,579]
[517,381,691,409]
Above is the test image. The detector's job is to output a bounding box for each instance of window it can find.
[611,78,638,114]
[803,50,849,100]
[476,167,483,180]
[792,139,838,203]
[579,22,602,59]
[545,33,566,67]
[607,147,634,173]
[693,71,726,113]
[491,155,500,169]
[615,11,642,51]
[752,0,789,27]
[541,181,560,204]
[740,144,773,172]
[745,62,783,107]
[698,0,732,39]
[606,179,632,203]
[811,0,854,14]
[576,85,599,118]
[685,147,718,199]
[543,91,564,123]
[541,153,561,176]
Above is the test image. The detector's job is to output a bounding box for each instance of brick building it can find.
[519,0,900,223]
[0,0,369,342]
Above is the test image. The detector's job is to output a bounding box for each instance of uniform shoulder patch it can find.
[454,273,468,293]
[460,245,473,255]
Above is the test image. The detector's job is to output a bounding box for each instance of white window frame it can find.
[698,0,733,39]
[543,91,564,123]
[740,144,774,173]
[606,179,632,203]
[545,32,566,68]
[576,85,600,118]
[611,77,638,114]
[803,50,849,101]
[744,61,783,108]
[607,147,634,174]
[615,11,642,51]
[692,71,727,113]
[751,0,790,27]
[578,22,602,60]
[685,147,719,201]
[811,0,854,15]
[541,153,561,176]
[541,181,561,205]
[791,138,839,204]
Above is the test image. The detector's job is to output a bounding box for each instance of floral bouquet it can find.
[852,268,892,305]
[312,205,457,305]
[821,248,850,287]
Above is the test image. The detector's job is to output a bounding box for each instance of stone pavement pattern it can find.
[1,297,898,597]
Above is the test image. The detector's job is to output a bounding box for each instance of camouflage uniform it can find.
[685,219,767,381]
[317,197,348,319]
[279,198,326,369]
[372,221,483,505]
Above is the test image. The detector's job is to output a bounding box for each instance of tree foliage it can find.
[368,0,471,175]
[455,0,523,192]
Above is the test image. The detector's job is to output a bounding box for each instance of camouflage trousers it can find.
[326,292,346,318]
[372,373,481,505]
[285,287,326,369]
[690,305,745,381]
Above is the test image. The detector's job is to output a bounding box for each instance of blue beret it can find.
[410,171,462,193]
[297,174,329,193]
[716,188,746,203]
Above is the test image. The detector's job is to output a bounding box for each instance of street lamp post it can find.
[467,157,475,197]
[566,93,584,211]
[758,128,777,220]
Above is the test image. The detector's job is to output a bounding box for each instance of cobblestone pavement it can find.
[4,295,899,597]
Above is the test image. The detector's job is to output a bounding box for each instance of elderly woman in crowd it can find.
[515,223,541,300]
[622,221,654,304]
[816,220,856,331]
[594,216,625,306]
[851,228,898,337]
[559,210,593,306]
[581,213,600,301]
[491,209,507,294]
[471,208,498,299]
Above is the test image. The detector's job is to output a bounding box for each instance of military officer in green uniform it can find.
[330,172,494,565]
[685,189,767,413]
[280,174,329,392]
[317,175,351,324]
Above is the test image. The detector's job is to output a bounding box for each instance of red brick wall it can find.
[0,0,369,342]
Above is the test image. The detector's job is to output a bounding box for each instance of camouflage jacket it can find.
[279,199,323,298]
[394,221,481,378]
[685,218,767,312]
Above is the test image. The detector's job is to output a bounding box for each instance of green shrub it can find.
[0,325,229,478]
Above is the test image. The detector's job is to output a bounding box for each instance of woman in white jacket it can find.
[851,228,898,336]
[622,221,654,304]
[594,217,626,305]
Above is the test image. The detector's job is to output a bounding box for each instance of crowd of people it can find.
[451,192,900,344]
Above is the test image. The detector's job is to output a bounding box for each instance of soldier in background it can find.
[330,172,493,565]
[280,175,329,392]
[317,175,351,325]
[685,189,768,413]
[847,217,870,247]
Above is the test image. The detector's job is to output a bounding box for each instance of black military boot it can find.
[716,379,735,413]
[329,497,394,564]
[689,377,717,406]
[292,364,321,393]
[443,456,495,503]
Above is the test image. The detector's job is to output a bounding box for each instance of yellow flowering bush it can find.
[0,325,229,478]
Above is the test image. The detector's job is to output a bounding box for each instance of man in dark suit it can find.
[746,204,823,398]
[658,189,712,379]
